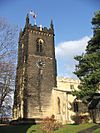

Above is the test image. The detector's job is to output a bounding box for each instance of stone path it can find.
[78,124,100,133]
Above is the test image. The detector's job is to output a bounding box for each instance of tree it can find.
[0,17,18,122]
[73,11,100,103]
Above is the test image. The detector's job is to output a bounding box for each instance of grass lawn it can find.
[55,123,95,133]
[93,128,100,133]
[0,123,96,133]
[0,124,35,133]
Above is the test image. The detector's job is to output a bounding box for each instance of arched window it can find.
[40,43,43,52]
[73,98,79,112]
[36,44,39,52]
[70,84,74,90]
[57,97,61,114]
[36,39,44,54]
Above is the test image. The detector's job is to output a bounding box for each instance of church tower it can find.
[13,15,57,120]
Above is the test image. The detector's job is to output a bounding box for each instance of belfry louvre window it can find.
[36,39,44,54]
[36,43,43,53]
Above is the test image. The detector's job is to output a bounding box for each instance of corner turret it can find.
[19,28,23,39]
[25,14,29,28]
[50,19,54,30]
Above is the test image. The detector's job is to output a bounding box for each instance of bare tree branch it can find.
[0,17,18,122]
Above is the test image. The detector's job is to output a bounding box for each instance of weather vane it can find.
[29,10,37,25]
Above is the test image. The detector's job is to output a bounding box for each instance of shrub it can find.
[40,115,62,133]
[71,114,90,124]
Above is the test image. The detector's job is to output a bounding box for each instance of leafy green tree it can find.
[73,11,100,103]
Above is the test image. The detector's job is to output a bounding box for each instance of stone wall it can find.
[52,77,80,124]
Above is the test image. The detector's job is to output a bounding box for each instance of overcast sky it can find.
[0,0,100,78]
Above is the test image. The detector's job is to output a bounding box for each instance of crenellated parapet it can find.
[19,14,54,41]
[29,24,54,35]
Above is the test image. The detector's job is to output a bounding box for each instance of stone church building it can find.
[13,15,88,124]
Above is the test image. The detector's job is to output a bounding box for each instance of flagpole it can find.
[29,10,37,25]
[34,18,36,25]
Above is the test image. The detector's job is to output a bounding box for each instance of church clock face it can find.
[36,60,45,69]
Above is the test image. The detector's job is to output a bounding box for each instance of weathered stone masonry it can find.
[13,15,57,120]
